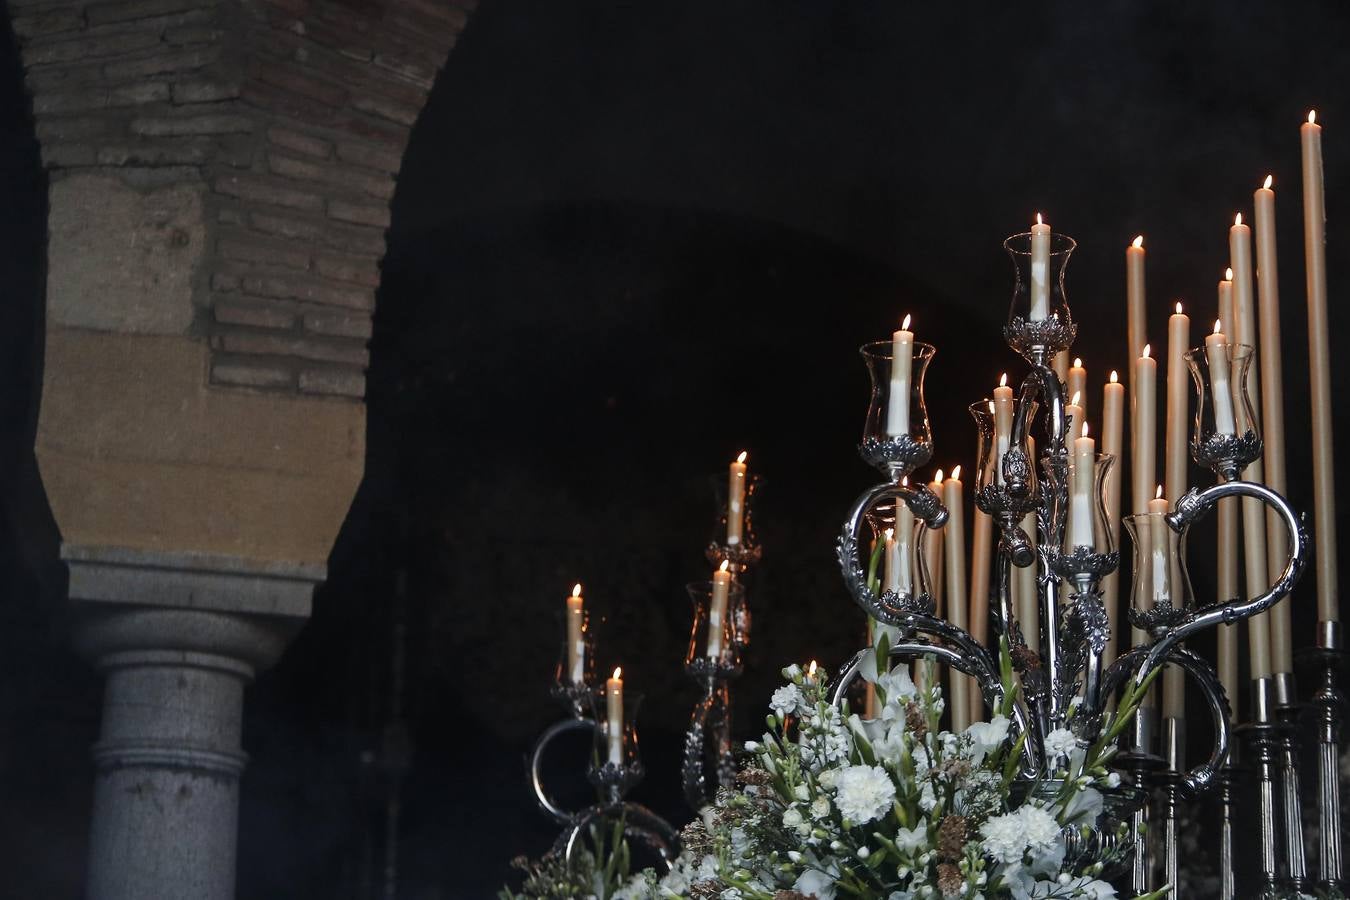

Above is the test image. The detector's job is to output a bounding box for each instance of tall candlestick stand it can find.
[1301,620,1348,894]
[1273,672,1309,893]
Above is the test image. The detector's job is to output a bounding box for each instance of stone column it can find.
[66,545,322,900]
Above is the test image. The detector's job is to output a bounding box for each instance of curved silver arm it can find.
[1103,645,1232,795]
[1136,480,1310,687]
[554,801,680,871]
[531,717,601,824]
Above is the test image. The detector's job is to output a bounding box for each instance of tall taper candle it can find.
[1127,236,1147,400]
[895,481,915,595]
[1102,371,1125,666]
[1232,214,1274,680]
[707,560,731,659]
[993,374,1014,484]
[926,470,946,616]
[886,315,915,438]
[566,583,585,683]
[1131,344,1157,516]
[1068,357,1088,424]
[726,451,748,546]
[1030,215,1052,321]
[1302,110,1339,624]
[1016,438,1038,641]
[1165,302,1190,511]
[1217,275,1241,712]
[606,667,624,764]
[944,468,971,730]
[1070,423,1096,548]
[969,500,993,718]
[1254,176,1293,671]
[1053,350,1070,388]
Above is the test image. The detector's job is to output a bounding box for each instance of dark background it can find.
[3,1,1350,897]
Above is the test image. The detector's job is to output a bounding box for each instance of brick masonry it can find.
[12,0,475,399]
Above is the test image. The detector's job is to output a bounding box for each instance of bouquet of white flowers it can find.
[606,641,1165,900]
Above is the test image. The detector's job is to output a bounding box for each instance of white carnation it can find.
[771,684,804,717]
[794,868,837,900]
[979,810,1027,863]
[833,764,896,824]
[1018,803,1063,858]
[811,796,831,819]
[1043,727,1080,762]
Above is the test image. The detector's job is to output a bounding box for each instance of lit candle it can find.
[1131,343,1157,515]
[1152,485,1186,720]
[726,451,748,546]
[1254,175,1292,673]
[1101,370,1125,666]
[1205,320,1237,436]
[1068,357,1088,423]
[1232,212,1275,680]
[1302,110,1339,624]
[895,480,915,595]
[707,560,731,659]
[943,467,970,730]
[606,667,624,764]
[1030,214,1052,321]
[1165,302,1190,506]
[566,583,585,684]
[886,314,914,437]
[883,527,899,593]
[1070,422,1096,548]
[925,470,946,615]
[993,374,1013,484]
[1066,390,1085,445]
[1126,235,1147,398]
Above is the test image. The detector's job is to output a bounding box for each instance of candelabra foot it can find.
[1117,743,1164,896]
[1237,678,1287,899]
[1298,625,1348,896]
[1274,672,1309,895]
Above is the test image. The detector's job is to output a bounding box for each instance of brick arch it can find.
[10,0,477,566]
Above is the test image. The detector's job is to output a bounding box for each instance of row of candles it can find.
[874,112,1338,730]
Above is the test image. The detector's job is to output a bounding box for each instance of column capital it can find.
[65,544,322,677]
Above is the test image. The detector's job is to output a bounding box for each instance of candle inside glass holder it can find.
[970,397,1041,502]
[589,677,644,777]
[1124,511,1194,619]
[1063,450,1116,557]
[685,577,745,674]
[859,340,937,477]
[866,492,934,604]
[1003,222,1077,358]
[1184,338,1261,476]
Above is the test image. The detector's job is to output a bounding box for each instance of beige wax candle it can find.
[1165,303,1190,509]
[1030,215,1052,321]
[1127,236,1147,398]
[1302,111,1339,624]
[566,583,585,684]
[1066,392,1085,446]
[883,527,899,593]
[926,471,946,615]
[726,451,748,546]
[896,481,915,595]
[993,375,1014,485]
[1070,423,1096,548]
[1101,371,1125,666]
[1132,509,1155,651]
[1068,357,1088,423]
[707,561,732,659]
[1218,494,1240,718]
[1149,488,1185,719]
[944,468,971,730]
[1131,345,1157,516]
[969,502,993,718]
[1206,321,1238,436]
[606,668,624,764]
[1254,178,1293,671]
[1016,438,1038,642]
[1053,350,1070,388]
[1232,214,1275,679]
[887,315,914,437]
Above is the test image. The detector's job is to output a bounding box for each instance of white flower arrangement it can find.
[504,640,1167,900]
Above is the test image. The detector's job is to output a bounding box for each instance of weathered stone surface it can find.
[301,307,372,338]
[131,112,255,136]
[213,297,298,330]
[333,139,402,173]
[218,232,312,270]
[86,0,215,27]
[103,46,217,80]
[239,271,373,310]
[171,78,240,103]
[326,197,389,228]
[214,172,324,211]
[48,173,203,334]
[214,330,368,366]
[34,81,171,114]
[266,125,331,159]
[298,366,365,398]
[313,252,378,287]
[211,358,295,389]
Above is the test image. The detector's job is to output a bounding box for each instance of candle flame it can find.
[1156,484,1164,500]
[736,450,748,464]
[1109,370,1119,383]
[1214,319,1223,334]
[613,667,622,680]
[1082,422,1090,439]
[1176,301,1183,314]
[1132,235,1144,249]
[719,559,730,573]
[572,583,583,597]
[1224,267,1233,281]
[999,372,1008,387]
[808,660,818,676]
[1035,212,1043,226]
[1263,174,1274,190]
[1234,212,1243,227]
[901,476,909,486]
[1073,357,1083,368]
[902,313,912,330]
[1071,390,1081,405]
[988,400,996,413]
[1142,343,1151,359]
[951,464,961,480]
[933,468,944,484]
[1310,109,1317,125]
[885,527,894,539]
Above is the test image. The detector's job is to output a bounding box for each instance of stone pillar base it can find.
[65,545,321,900]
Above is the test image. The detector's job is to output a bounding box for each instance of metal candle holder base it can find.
[681,663,739,810]
[1300,622,1347,895]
